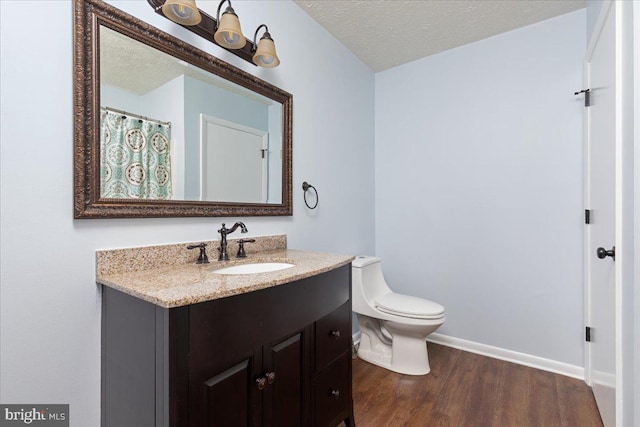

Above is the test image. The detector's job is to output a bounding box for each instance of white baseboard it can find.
[427,333,585,380]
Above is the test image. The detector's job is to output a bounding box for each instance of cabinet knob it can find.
[266,371,276,384]
[330,330,341,340]
[256,377,267,390]
[330,389,340,400]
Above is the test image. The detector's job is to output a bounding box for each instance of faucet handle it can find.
[186,243,210,264]
[237,239,256,258]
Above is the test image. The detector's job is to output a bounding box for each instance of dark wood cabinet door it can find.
[192,349,262,427]
[263,330,308,427]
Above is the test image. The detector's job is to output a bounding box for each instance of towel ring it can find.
[302,182,318,209]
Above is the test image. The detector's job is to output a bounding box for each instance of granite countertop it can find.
[96,249,354,308]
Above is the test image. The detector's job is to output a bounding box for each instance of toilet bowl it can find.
[352,256,445,375]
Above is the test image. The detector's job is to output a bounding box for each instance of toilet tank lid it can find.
[351,256,381,268]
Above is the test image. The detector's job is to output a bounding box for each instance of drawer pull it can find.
[330,330,341,340]
[330,389,340,400]
[266,371,276,384]
[256,377,267,390]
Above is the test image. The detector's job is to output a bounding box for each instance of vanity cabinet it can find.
[102,265,354,427]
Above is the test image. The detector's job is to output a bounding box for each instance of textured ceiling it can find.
[101,27,185,95]
[293,0,585,72]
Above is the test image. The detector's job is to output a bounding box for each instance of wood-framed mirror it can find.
[74,0,292,218]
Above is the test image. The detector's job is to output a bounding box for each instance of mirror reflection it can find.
[99,26,283,204]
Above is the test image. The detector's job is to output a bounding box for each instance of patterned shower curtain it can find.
[100,109,173,199]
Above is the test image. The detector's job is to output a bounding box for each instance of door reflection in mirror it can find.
[201,115,267,203]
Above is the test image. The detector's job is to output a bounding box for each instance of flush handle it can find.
[596,246,615,260]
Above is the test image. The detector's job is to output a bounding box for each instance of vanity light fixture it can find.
[252,25,280,68]
[161,0,201,26]
[214,0,246,49]
[148,0,279,68]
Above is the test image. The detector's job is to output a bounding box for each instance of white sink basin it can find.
[214,262,295,275]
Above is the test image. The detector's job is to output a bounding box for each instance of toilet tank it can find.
[352,256,392,314]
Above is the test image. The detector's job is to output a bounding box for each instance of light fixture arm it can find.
[215,0,233,27]
[252,24,269,50]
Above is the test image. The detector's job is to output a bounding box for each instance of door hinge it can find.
[585,209,591,224]
[585,326,592,342]
[574,89,591,107]
[260,149,267,158]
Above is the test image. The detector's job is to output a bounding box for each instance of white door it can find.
[200,114,268,203]
[585,2,617,426]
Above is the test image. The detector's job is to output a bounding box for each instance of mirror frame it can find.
[74,0,292,218]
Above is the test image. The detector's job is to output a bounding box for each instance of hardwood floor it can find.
[349,343,603,427]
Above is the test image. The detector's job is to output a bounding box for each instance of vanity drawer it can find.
[315,301,351,373]
[312,354,350,427]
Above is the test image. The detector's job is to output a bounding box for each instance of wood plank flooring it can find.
[349,343,603,427]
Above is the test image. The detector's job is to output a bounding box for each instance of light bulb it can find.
[161,0,201,26]
[222,32,240,45]
[168,4,194,20]
[257,55,274,65]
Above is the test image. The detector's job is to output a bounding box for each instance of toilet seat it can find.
[375,293,445,320]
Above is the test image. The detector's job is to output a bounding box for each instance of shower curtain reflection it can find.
[100,108,173,199]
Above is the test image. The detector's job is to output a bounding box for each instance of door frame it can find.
[583,0,623,424]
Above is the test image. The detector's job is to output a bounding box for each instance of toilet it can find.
[352,256,445,375]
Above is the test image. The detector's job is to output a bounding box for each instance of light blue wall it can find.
[143,75,187,199]
[268,103,283,203]
[101,84,144,113]
[0,1,375,424]
[375,10,586,367]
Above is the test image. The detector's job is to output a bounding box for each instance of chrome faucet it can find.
[217,222,248,261]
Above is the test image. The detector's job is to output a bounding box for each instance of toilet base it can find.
[357,338,431,376]
[356,314,439,376]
